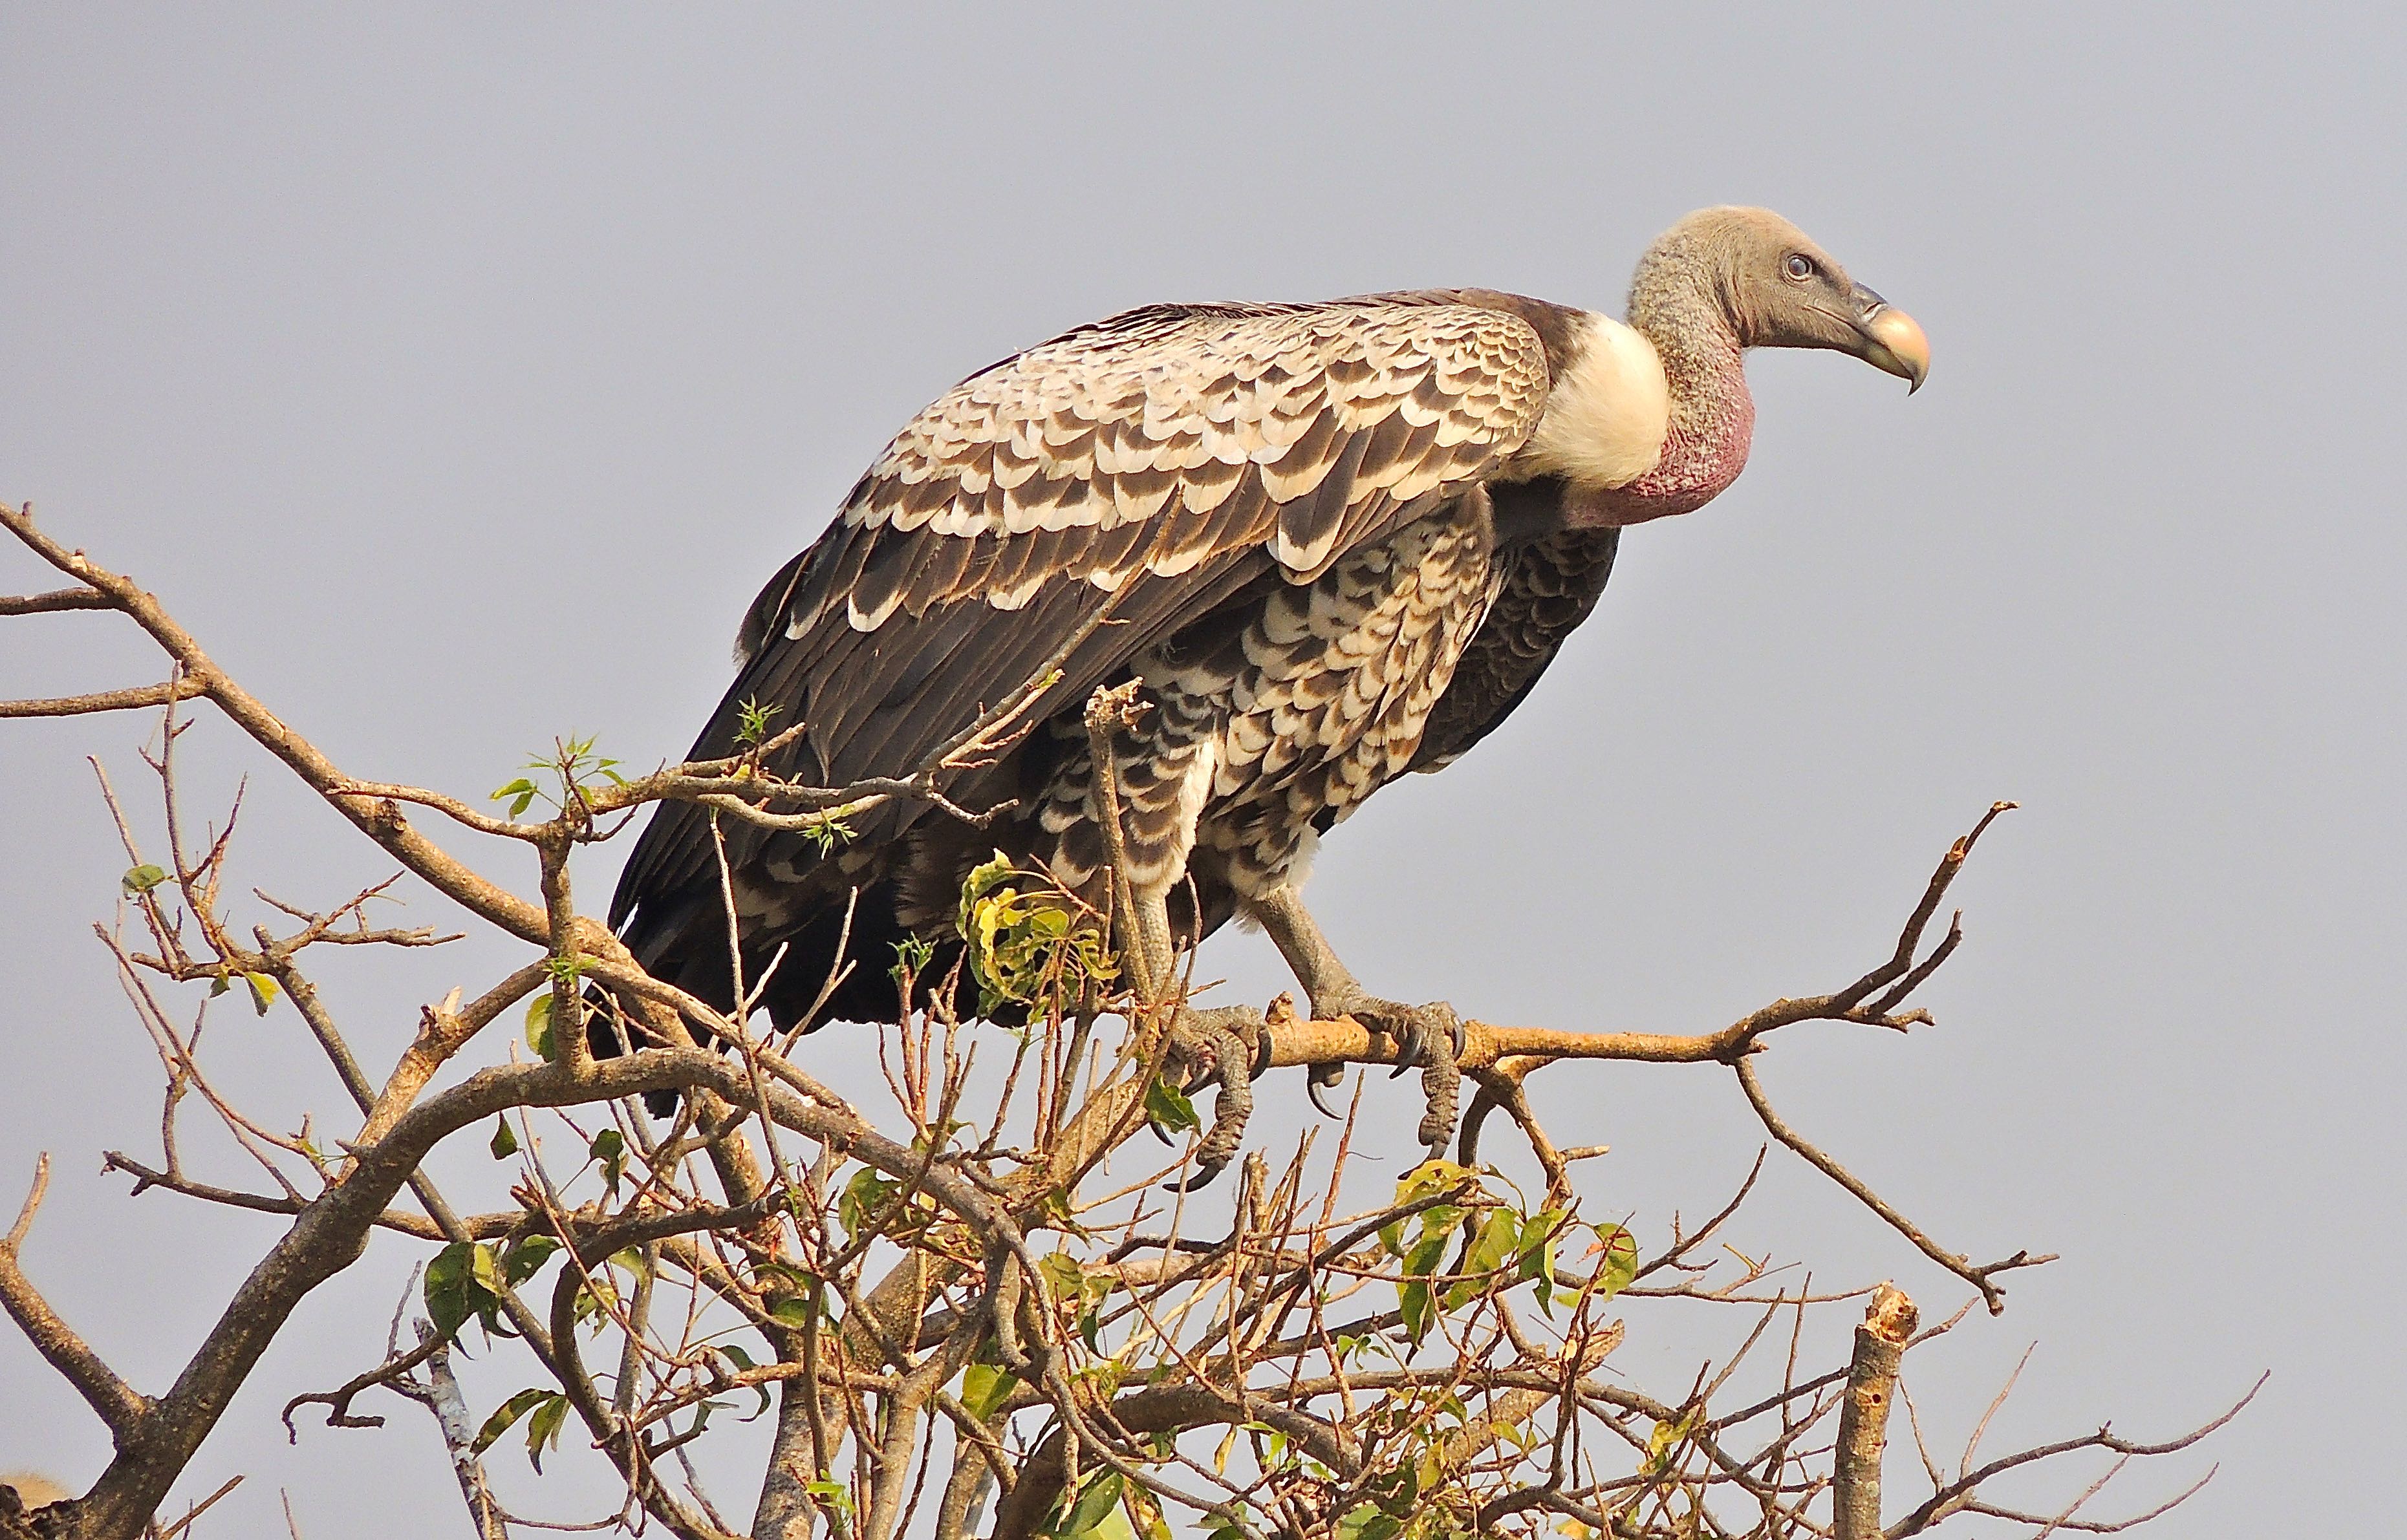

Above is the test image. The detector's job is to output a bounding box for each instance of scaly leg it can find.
[1244,883,1462,1157]
[1125,881,1266,1186]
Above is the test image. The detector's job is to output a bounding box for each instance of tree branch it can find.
[0,678,210,718]
[1835,1284,1917,1540]
[0,1155,150,1442]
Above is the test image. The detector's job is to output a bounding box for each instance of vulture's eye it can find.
[1782,253,1814,282]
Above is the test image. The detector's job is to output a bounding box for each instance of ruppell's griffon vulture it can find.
[605,207,1928,1170]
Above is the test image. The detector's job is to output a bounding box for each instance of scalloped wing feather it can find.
[783,299,1551,646]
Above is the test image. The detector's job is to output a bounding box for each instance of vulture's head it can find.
[1635,206,1929,391]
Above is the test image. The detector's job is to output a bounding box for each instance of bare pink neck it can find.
[1564,314,1754,529]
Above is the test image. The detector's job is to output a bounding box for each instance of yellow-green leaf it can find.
[1592,1223,1639,1302]
[1057,1470,1125,1540]
[1144,1076,1200,1135]
[471,1387,552,1455]
[525,1391,569,1471]
[959,1362,1017,1422]
[1445,1206,1522,1310]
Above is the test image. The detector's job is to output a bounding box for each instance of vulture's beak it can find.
[1849,284,1929,393]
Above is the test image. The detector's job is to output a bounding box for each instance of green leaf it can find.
[1403,1229,1450,1281]
[423,1241,477,1341]
[804,1479,854,1520]
[1646,1406,1700,1473]
[1396,1159,1473,1203]
[838,1166,898,1240]
[1334,1505,1404,1540]
[717,1343,773,1417]
[525,1391,569,1471]
[1592,1223,1639,1303]
[524,991,556,1060]
[1057,1469,1124,1540]
[1446,1206,1522,1310]
[489,1117,519,1159]
[471,1387,553,1455]
[1143,1075,1199,1135]
[501,1235,561,1287]
[1036,1251,1088,1308]
[960,1362,1017,1422]
[208,972,230,998]
[889,934,936,982]
[426,1239,513,1343]
[1519,1208,1564,1314]
[1126,1483,1173,1540]
[735,696,781,747]
[956,851,1018,931]
[121,864,169,895]
[769,1296,814,1329]
[1399,1278,1434,1346]
[244,972,279,1016]
[590,1129,625,1196]
[491,778,541,819]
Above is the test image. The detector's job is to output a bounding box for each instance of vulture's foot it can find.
[1160,1003,1271,1189]
[1306,993,1463,1156]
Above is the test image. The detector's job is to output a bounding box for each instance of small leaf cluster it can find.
[490,733,627,820]
[423,1235,560,1344]
[120,866,282,1015]
[471,1385,572,1471]
[955,851,1117,1018]
[1379,1162,1630,1347]
[1037,1251,1119,1358]
[733,695,781,749]
[1050,1466,1170,1540]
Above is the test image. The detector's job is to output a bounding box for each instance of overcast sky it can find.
[3,6,2401,1535]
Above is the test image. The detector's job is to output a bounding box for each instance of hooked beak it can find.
[1850,284,1929,393]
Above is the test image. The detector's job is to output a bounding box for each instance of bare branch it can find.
[1,583,114,614]
[0,1155,151,1440]
[0,678,210,718]
[1734,1056,2051,1315]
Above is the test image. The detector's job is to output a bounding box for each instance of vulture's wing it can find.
[613,299,1553,932]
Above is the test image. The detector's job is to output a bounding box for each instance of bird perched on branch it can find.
[605,206,1926,1165]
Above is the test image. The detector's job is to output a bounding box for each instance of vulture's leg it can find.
[1125,881,1267,1188]
[1244,883,1462,1156]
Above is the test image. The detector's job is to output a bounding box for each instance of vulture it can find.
[605,206,1927,1158]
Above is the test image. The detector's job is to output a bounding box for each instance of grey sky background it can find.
[3,5,2400,1534]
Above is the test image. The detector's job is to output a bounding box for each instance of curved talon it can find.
[1305,1062,1346,1120]
[1173,1155,1226,1192]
